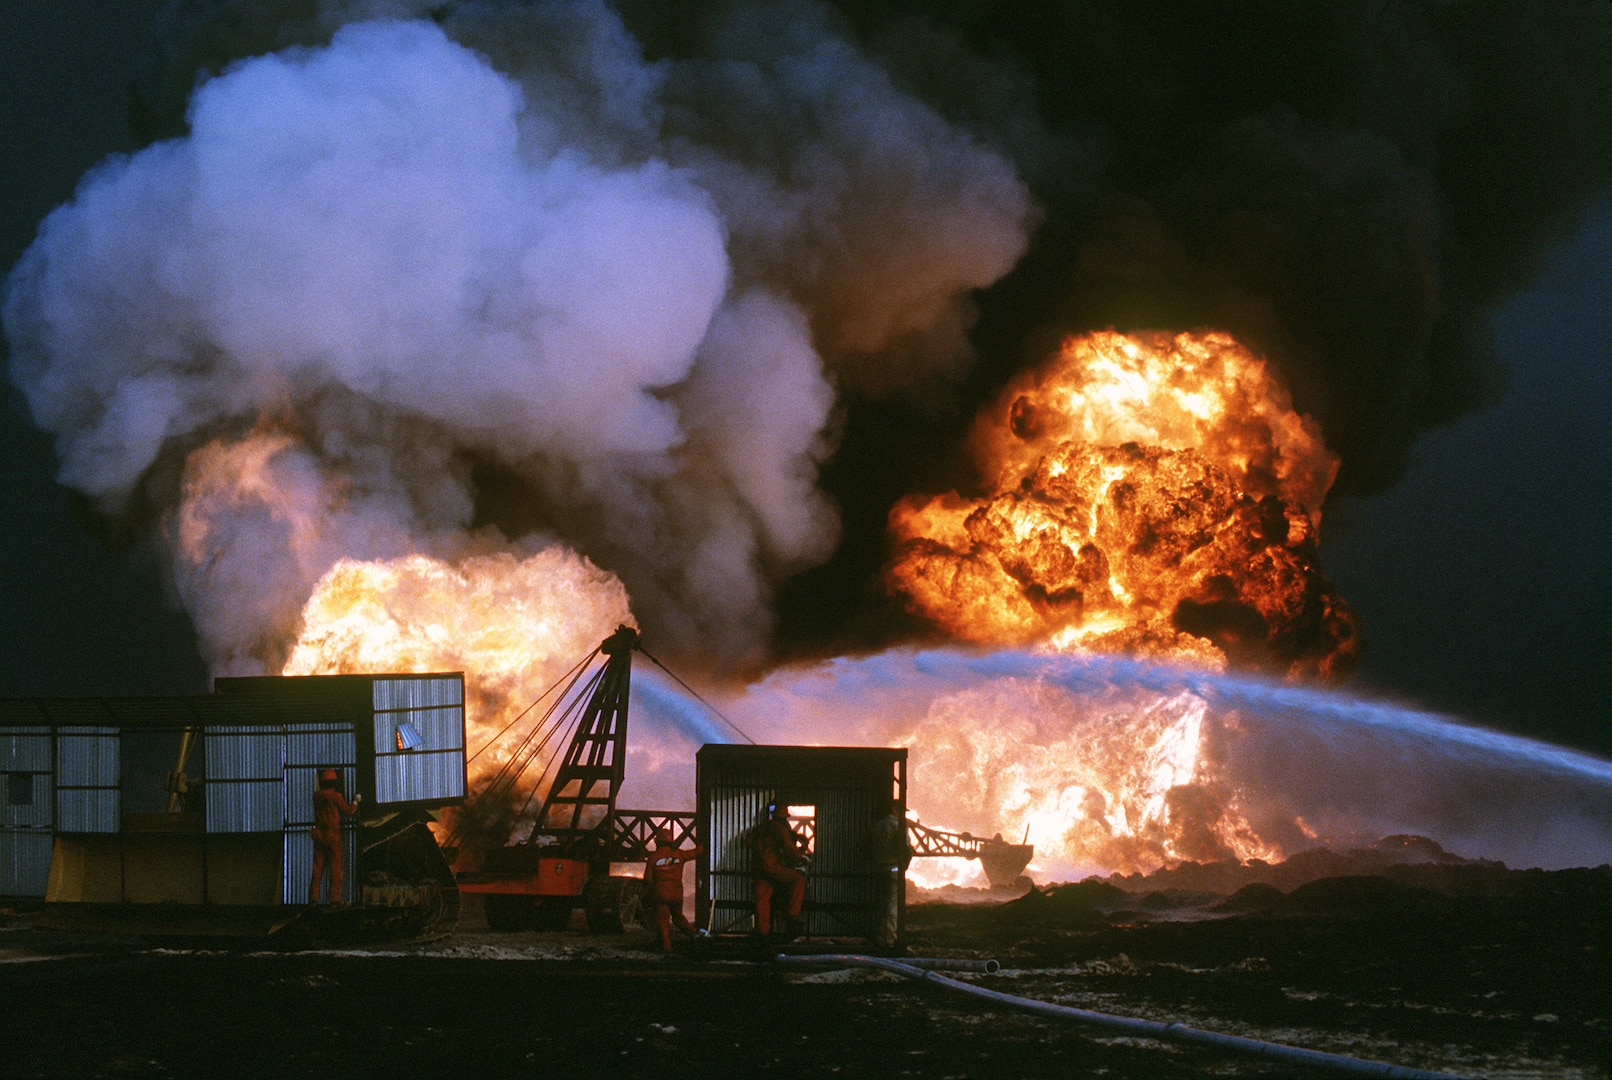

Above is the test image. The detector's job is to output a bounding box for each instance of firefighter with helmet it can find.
[309,768,360,904]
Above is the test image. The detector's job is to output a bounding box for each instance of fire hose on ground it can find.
[774,954,1469,1080]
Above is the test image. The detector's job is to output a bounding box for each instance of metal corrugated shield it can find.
[0,831,52,897]
[205,726,285,833]
[1,728,53,833]
[284,825,357,905]
[372,676,462,712]
[1,728,51,772]
[371,675,465,805]
[285,724,356,769]
[54,727,118,833]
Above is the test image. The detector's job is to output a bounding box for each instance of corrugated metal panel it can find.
[284,827,357,905]
[1,728,51,771]
[204,727,285,833]
[55,728,118,833]
[285,725,356,767]
[284,766,356,827]
[372,675,462,713]
[1,775,52,829]
[205,727,284,780]
[373,750,465,805]
[55,728,117,786]
[808,784,877,938]
[375,705,462,753]
[707,784,774,933]
[56,788,118,833]
[0,831,52,897]
[207,780,284,832]
[371,676,465,805]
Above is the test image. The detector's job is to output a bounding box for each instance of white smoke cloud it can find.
[4,4,1035,673]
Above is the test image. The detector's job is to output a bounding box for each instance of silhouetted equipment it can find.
[906,819,1034,889]
[452,626,692,932]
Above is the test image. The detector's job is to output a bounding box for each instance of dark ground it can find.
[1,865,1607,1080]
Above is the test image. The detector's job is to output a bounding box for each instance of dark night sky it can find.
[1,1,1609,760]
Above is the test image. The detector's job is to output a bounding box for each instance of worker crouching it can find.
[751,805,807,938]
[645,827,704,953]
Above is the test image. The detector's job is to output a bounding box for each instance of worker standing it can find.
[644,826,704,953]
[751,804,807,938]
[308,768,360,905]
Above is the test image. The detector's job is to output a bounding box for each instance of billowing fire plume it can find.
[900,678,1279,883]
[282,548,633,844]
[888,330,1359,679]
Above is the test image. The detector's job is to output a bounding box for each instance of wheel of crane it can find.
[583,875,641,933]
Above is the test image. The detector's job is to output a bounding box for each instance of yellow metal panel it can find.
[45,836,122,902]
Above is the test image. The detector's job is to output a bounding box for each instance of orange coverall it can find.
[308,786,358,903]
[645,841,701,951]
[752,817,806,935]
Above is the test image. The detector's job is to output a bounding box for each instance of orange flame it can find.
[888,330,1357,679]
[897,678,1281,886]
[886,330,1360,881]
[283,550,633,797]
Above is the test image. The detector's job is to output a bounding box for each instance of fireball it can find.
[888,330,1357,679]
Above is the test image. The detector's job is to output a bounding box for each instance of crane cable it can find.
[443,651,604,850]
[638,644,756,745]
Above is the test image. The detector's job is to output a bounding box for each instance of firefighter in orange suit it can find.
[309,769,360,904]
[752,805,807,937]
[644,827,704,952]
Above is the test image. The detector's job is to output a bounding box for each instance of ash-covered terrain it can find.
[2,839,1605,1080]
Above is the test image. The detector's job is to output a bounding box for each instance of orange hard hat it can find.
[319,768,339,782]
